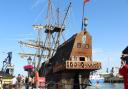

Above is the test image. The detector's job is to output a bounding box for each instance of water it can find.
[86,83,124,89]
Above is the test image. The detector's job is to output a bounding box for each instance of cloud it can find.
[23,33,34,36]
[0,37,34,41]
[92,48,104,55]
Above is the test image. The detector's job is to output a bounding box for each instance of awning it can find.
[24,65,34,71]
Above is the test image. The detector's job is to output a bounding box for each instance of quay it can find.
[104,76,123,83]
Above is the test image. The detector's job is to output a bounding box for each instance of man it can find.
[17,74,22,89]
[25,77,29,89]
[119,46,128,89]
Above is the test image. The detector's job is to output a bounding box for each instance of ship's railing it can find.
[53,61,101,73]
[66,61,101,69]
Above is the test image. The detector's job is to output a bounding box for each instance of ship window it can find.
[76,56,79,61]
[77,43,81,48]
[71,56,77,61]
[80,57,85,61]
[71,56,75,61]
[83,44,89,49]
[85,57,88,61]
[87,56,91,61]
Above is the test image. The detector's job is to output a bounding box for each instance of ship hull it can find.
[46,71,91,89]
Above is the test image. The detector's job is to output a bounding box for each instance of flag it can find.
[84,0,90,4]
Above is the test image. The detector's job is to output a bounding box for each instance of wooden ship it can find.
[39,1,101,89]
[39,29,101,89]
[19,1,101,89]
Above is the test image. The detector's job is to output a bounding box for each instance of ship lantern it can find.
[27,56,32,65]
[84,17,88,27]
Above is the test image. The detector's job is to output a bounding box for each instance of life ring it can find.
[88,64,90,67]
[66,62,69,68]
[74,62,77,67]
[70,62,73,67]
[67,64,69,68]
[81,62,84,68]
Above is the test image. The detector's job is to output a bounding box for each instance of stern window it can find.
[77,43,81,48]
[80,57,85,61]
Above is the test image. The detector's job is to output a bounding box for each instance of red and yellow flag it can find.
[84,0,90,4]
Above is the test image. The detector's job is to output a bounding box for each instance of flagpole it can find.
[81,2,85,31]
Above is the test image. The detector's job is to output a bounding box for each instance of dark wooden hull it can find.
[46,71,90,89]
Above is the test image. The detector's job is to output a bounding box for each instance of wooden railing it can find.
[66,61,101,69]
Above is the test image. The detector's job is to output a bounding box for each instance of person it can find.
[11,76,17,89]
[0,76,2,89]
[28,76,32,88]
[119,53,128,89]
[17,74,22,89]
[95,81,100,89]
[25,77,29,89]
[21,75,25,87]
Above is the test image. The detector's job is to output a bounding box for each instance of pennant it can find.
[84,0,90,4]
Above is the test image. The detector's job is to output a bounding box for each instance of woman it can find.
[119,49,128,89]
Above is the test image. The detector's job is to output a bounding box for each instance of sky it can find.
[0,0,128,76]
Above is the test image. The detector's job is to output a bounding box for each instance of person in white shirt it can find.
[0,76,2,89]
[11,76,17,89]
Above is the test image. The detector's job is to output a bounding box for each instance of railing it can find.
[66,61,101,69]
[53,61,101,73]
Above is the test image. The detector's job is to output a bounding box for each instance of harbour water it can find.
[86,83,124,89]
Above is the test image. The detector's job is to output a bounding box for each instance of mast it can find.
[52,2,72,56]
[18,0,72,72]
[81,0,90,31]
[19,26,45,70]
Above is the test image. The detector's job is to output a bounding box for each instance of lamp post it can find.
[84,17,88,26]
[27,56,32,77]
[83,17,88,31]
[27,56,32,65]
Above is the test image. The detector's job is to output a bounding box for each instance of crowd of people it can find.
[11,74,32,89]
[0,71,45,89]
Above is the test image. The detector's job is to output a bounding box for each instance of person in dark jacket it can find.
[25,77,29,89]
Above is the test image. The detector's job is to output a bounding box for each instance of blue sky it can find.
[0,0,128,76]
